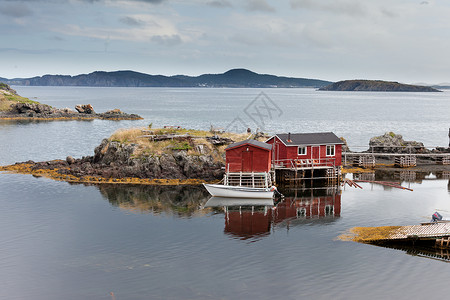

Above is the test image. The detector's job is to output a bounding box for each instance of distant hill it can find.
[1,69,331,88]
[173,69,330,88]
[319,80,441,92]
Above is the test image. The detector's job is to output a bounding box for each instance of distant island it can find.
[319,80,441,92]
[0,69,331,88]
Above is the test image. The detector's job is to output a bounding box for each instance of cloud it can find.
[245,0,275,12]
[151,34,182,46]
[207,0,232,8]
[120,16,146,27]
[2,0,165,3]
[290,0,366,16]
[52,14,184,44]
[0,3,33,18]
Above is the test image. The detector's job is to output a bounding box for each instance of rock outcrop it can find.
[368,132,427,153]
[75,104,95,114]
[14,137,226,183]
[2,102,142,120]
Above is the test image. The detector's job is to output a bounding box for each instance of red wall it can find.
[267,136,342,167]
[225,144,272,172]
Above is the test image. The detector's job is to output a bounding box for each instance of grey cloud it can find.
[0,3,33,18]
[245,0,275,12]
[290,0,366,16]
[207,0,232,8]
[1,0,165,3]
[151,34,182,46]
[120,16,146,27]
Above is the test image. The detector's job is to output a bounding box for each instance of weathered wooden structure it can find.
[224,139,273,188]
[438,156,450,165]
[353,155,376,168]
[394,155,417,168]
[265,132,344,186]
[225,139,272,173]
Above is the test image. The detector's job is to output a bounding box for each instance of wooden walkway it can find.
[389,222,450,240]
[344,221,450,246]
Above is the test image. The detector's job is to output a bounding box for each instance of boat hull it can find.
[203,184,274,199]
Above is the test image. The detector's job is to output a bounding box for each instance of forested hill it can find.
[1,69,331,88]
[319,79,441,92]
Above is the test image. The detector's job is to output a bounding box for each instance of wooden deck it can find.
[389,222,450,240]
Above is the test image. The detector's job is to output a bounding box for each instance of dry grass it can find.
[338,226,402,243]
[109,127,251,159]
[0,99,14,111]
[0,89,39,112]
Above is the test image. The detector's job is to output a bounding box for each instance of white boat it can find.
[203,183,275,199]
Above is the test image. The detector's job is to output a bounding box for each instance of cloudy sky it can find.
[0,0,449,83]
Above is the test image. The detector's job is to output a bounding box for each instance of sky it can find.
[1,0,450,83]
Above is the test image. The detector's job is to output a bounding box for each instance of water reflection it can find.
[97,184,210,217]
[375,244,450,263]
[204,186,341,240]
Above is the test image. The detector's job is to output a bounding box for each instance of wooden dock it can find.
[389,222,450,240]
[343,222,450,246]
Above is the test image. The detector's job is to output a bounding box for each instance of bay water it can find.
[1,87,450,299]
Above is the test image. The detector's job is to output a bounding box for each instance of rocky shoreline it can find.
[0,83,142,120]
[0,102,142,121]
[1,130,449,185]
[0,131,231,185]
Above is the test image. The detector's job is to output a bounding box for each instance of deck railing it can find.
[273,158,337,169]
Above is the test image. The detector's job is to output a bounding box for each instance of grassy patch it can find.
[0,88,40,112]
[108,127,250,161]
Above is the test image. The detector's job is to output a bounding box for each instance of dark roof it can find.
[225,139,272,151]
[270,132,344,146]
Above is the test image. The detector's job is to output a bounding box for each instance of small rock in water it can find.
[75,104,95,114]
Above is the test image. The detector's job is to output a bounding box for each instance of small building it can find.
[225,139,272,173]
[266,132,344,169]
[224,139,273,187]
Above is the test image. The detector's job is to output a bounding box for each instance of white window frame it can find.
[298,146,307,156]
[326,145,335,156]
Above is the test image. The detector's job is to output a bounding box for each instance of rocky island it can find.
[0,127,253,185]
[1,125,449,185]
[319,80,441,92]
[0,83,142,120]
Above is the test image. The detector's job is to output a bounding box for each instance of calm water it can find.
[1,87,449,164]
[1,87,450,299]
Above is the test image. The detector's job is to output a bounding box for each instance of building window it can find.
[326,145,335,156]
[298,146,307,155]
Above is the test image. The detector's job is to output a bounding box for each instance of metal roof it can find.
[225,139,273,151]
[269,132,344,146]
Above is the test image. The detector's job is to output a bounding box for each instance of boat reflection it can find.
[205,187,342,240]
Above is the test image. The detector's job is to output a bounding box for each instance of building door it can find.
[312,146,321,163]
[242,151,253,172]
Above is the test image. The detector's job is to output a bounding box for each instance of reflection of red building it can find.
[273,193,341,224]
[220,191,341,240]
[224,207,271,239]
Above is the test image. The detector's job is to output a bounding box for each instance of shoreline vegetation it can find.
[0,83,142,121]
[1,127,449,186]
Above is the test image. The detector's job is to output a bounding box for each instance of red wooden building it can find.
[225,139,272,173]
[266,132,344,169]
